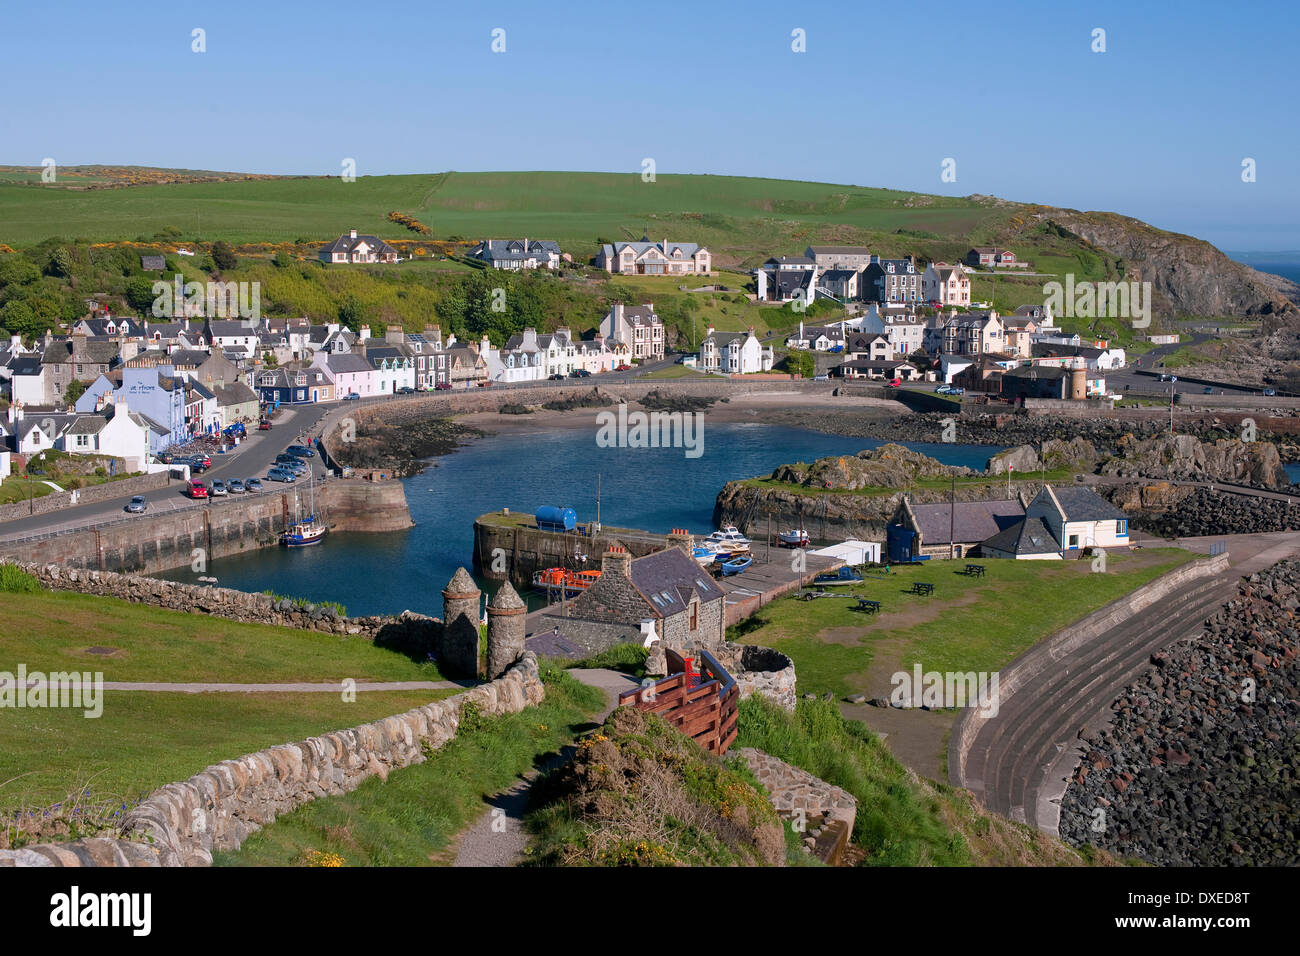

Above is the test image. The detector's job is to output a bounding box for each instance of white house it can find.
[698,328,773,375]
[60,398,152,472]
[601,304,664,362]
[856,305,925,357]
[487,328,546,383]
[1029,485,1129,552]
[598,239,710,276]
[922,262,972,307]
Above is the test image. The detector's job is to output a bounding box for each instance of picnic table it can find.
[964,564,986,577]
[855,598,882,614]
[909,582,935,597]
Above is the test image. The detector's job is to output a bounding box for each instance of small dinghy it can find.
[720,554,753,576]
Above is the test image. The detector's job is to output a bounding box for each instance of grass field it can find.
[0,170,1015,260]
[729,549,1194,699]
[215,666,604,866]
[0,586,457,816]
[0,589,444,684]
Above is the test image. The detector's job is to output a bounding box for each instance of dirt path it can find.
[451,668,637,868]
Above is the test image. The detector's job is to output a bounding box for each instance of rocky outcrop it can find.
[1033,208,1298,320]
[1099,434,1287,488]
[1106,486,1300,538]
[1059,561,1300,865]
[770,443,975,491]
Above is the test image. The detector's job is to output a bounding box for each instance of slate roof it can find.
[806,245,871,256]
[66,415,109,436]
[471,239,562,263]
[320,233,398,256]
[602,240,705,259]
[981,516,1060,556]
[41,338,120,365]
[907,499,1025,544]
[820,269,858,282]
[1003,364,1069,381]
[1043,486,1128,523]
[325,353,373,375]
[628,548,725,618]
[1031,343,1105,360]
[212,382,258,407]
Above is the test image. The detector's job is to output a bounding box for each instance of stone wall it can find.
[11,563,443,651]
[0,469,172,524]
[0,654,545,867]
[712,643,797,711]
[737,747,856,863]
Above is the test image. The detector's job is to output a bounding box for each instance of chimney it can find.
[601,545,632,578]
[666,528,694,553]
[358,324,370,341]
[386,325,403,345]
[480,334,491,355]
[350,228,358,240]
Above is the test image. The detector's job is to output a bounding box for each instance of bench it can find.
[909,582,935,597]
[855,598,882,614]
[964,564,986,577]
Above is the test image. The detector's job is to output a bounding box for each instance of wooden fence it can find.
[618,648,739,754]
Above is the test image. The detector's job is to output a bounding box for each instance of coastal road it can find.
[953,531,1300,837]
[0,404,334,543]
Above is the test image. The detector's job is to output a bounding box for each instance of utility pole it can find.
[595,473,601,533]
[949,474,956,560]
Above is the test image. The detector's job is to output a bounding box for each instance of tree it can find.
[338,295,365,332]
[210,241,238,271]
[0,300,39,337]
[786,350,815,378]
[63,380,87,405]
[125,276,160,316]
[273,250,293,269]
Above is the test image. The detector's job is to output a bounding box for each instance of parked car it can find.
[1203,386,1214,394]
[275,458,308,475]
[813,374,829,382]
[570,369,591,378]
[616,364,632,371]
[266,468,297,483]
[434,382,452,390]
[245,478,263,493]
[186,480,208,499]
[548,373,565,380]
[397,386,415,395]
[476,380,492,387]
[125,496,148,514]
[258,421,273,430]
[1263,388,1277,396]
[210,479,228,497]
[228,479,246,494]
[343,392,360,401]
[285,444,315,459]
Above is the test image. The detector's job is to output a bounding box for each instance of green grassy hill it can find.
[0,169,1014,263]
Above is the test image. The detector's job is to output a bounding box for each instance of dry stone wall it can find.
[0,654,544,867]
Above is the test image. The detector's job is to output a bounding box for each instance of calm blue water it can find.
[1287,463,1300,485]
[158,424,1003,617]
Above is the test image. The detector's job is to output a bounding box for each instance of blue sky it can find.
[1,0,1297,251]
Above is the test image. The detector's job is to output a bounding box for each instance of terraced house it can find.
[598,238,710,276]
[601,303,664,362]
[863,256,923,304]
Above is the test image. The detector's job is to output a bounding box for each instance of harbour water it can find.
[158,423,1003,617]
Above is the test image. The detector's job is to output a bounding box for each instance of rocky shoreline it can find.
[332,415,484,478]
[1058,559,1300,866]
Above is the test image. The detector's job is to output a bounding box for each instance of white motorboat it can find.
[778,529,810,548]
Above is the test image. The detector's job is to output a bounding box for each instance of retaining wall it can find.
[946,552,1230,788]
[0,653,545,867]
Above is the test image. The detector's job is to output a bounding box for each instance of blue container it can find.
[535,506,577,533]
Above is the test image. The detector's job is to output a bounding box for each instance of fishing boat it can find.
[720,554,753,576]
[705,527,751,547]
[692,543,721,567]
[812,566,863,586]
[532,567,602,596]
[281,472,326,547]
[777,529,810,548]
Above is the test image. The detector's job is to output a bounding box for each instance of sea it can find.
[157,423,1003,617]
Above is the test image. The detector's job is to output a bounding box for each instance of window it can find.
[689,603,698,631]
[1117,520,1128,536]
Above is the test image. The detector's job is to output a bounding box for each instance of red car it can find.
[186,480,208,499]
[434,383,452,390]
[258,421,272,430]
[616,364,632,371]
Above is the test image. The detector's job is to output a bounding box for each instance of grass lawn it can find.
[641,365,712,380]
[0,689,454,814]
[0,589,445,685]
[730,549,1194,698]
[214,666,604,866]
[0,480,56,506]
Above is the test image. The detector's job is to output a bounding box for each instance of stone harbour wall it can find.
[0,653,545,867]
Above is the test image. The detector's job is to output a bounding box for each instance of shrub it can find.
[0,564,43,594]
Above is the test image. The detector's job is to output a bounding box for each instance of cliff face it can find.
[1029,209,1299,320]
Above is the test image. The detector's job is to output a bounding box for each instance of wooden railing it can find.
[618,647,739,754]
